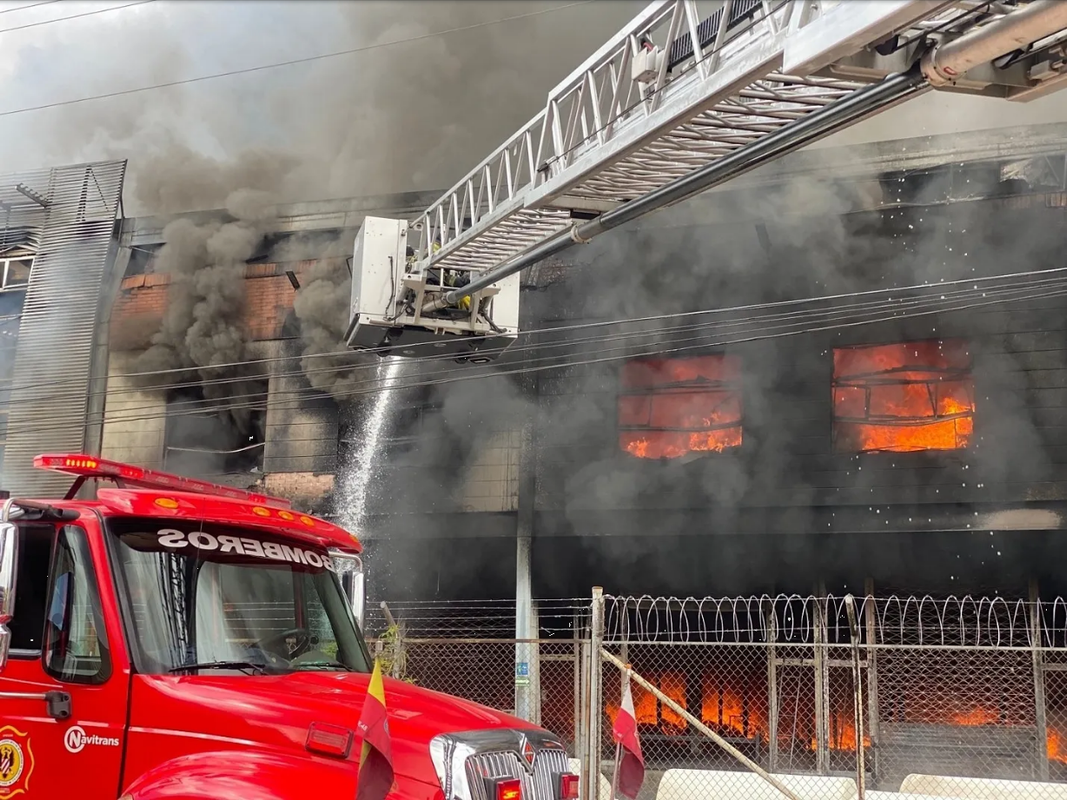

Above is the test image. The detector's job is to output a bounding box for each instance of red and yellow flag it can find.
[356,659,395,800]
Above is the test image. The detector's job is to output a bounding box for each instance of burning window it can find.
[832,340,974,453]
[618,355,742,459]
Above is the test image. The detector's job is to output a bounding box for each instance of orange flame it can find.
[605,674,688,735]
[605,681,657,728]
[701,678,766,741]
[829,711,872,751]
[833,340,974,453]
[659,673,688,735]
[1048,727,1067,763]
[604,679,1067,765]
[619,355,743,459]
[951,706,1001,726]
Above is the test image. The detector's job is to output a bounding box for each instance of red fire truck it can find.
[0,454,578,800]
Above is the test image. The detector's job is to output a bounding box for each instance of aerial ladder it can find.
[345,0,1067,363]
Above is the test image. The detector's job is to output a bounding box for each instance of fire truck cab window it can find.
[8,524,53,654]
[193,561,298,664]
[43,525,112,685]
[109,519,370,675]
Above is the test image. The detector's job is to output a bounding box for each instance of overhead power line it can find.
[84,281,1067,424]
[72,275,1067,415]
[1,276,1060,439]
[0,269,1061,431]
[0,0,597,119]
[0,0,153,35]
[36,284,1067,439]
[0,1,60,16]
[2,265,1064,400]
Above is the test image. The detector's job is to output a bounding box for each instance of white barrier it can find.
[656,769,857,800]
[900,775,1067,800]
[569,758,613,800]
[867,793,967,800]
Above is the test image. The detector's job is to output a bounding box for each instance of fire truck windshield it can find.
[107,518,372,676]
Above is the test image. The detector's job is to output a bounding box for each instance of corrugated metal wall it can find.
[2,160,126,495]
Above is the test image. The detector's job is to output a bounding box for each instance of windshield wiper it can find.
[168,660,286,675]
[291,660,353,672]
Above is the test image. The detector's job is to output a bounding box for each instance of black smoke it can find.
[128,189,276,470]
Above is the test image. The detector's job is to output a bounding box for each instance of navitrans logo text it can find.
[64,726,120,754]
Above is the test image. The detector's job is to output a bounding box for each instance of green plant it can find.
[375,623,417,685]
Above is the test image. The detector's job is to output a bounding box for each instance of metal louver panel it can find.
[2,160,127,495]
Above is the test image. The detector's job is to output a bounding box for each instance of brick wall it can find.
[109,259,339,350]
[262,472,336,509]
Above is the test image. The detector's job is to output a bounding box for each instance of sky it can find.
[0,0,1066,216]
[0,0,643,214]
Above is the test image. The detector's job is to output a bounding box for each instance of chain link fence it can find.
[364,593,1067,799]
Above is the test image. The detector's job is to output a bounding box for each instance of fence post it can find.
[582,587,605,800]
[765,598,779,774]
[845,595,866,800]
[864,579,880,786]
[573,609,583,758]
[813,588,830,775]
[1031,578,1050,781]
[515,534,541,724]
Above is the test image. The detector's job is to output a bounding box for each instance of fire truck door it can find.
[0,521,130,799]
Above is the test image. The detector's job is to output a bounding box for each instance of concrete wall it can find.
[99,351,167,469]
[262,339,340,476]
[457,427,521,513]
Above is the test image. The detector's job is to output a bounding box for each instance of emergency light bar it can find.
[33,454,292,510]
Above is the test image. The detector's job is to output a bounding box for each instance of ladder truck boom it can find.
[345,0,1067,363]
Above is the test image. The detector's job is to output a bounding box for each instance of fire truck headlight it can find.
[430,733,478,800]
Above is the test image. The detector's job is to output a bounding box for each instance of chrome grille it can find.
[465,748,569,800]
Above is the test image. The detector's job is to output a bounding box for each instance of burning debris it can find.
[618,355,744,459]
[832,339,975,453]
[616,340,975,460]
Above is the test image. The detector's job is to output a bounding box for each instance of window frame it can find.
[616,353,745,460]
[7,522,57,659]
[830,339,975,455]
[42,523,113,686]
[104,517,373,677]
[0,257,32,292]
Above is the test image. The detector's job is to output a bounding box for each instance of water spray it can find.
[338,357,404,532]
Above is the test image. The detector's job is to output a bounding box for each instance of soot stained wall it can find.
[523,197,1067,528]
[530,531,1055,599]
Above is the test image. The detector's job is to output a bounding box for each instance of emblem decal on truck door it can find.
[0,726,33,799]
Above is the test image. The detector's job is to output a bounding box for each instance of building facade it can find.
[3,123,1067,611]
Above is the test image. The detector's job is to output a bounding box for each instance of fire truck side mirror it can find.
[353,570,365,629]
[345,570,366,630]
[330,551,365,630]
[0,523,18,672]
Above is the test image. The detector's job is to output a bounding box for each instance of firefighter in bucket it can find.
[406,239,472,315]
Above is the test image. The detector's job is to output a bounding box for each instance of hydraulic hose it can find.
[921,0,1067,86]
